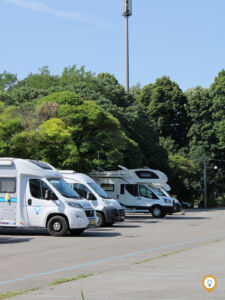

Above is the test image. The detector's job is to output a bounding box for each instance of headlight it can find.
[103,199,113,206]
[66,201,83,208]
[163,199,171,204]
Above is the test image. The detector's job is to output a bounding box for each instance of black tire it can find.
[96,212,105,227]
[69,228,85,235]
[151,206,164,218]
[47,216,68,237]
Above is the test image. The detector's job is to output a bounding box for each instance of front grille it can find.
[85,210,94,217]
[114,209,125,216]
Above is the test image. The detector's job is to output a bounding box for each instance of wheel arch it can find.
[46,213,69,228]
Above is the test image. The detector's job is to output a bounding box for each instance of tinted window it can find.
[73,183,91,199]
[0,178,16,193]
[101,184,114,192]
[29,179,53,199]
[125,184,139,196]
[120,184,124,194]
[29,160,53,170]
[135,171,158,179]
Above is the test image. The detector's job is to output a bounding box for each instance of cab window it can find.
[139,185,158,199]
[29,179,57,200]
[73,183,91,199]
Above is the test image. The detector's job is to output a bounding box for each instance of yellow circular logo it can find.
[202,275,217,292]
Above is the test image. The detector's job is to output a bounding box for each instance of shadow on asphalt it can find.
[0,237,33,244]
[113,224,142,228]
[81,231,121,238]
[125,215,160,224]
[0,227,121,238]
[0,228,48,236]
[166,216,208,220]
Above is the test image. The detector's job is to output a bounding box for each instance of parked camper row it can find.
[0,159,182,237]
[90,166,181,218]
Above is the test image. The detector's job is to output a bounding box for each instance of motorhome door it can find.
[137,185,159,208]
[26,178,57,227]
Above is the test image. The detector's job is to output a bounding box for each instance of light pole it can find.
[203,154,207,208]
[123,0,132,93]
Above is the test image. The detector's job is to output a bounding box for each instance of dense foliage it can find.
[0,66,224,206]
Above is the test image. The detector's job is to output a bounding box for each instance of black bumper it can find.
[103,207,125,223]
[173,202,182,213]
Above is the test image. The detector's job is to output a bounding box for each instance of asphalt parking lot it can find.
[0,209,225,300]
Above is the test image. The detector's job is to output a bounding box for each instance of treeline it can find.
[0,66,225,206]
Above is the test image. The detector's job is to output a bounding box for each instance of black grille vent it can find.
[85,210,94,217]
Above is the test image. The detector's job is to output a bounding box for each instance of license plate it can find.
[90,219,95,225]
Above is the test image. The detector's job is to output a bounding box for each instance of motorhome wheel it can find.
[96,212,105,227]
[151,206,164,218]
[47,216,68,237]
[69,228,85,235]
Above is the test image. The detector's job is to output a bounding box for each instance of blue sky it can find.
[1,0,224,91]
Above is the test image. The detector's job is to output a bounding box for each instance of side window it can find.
[73,183,91,199]
[73,183,84,197]
[139,185,158,199]
[125,184,139,196]
[29,179,56,200]
[0,177,16,193]
[101,184,114,191]
[30,179,42,198]
[120,184,124,194]
[139,185,149,198]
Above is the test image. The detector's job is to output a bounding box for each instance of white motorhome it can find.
[59,171,125,227]
[90,166,174,218]
[0,158,97,236]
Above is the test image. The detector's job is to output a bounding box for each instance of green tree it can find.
[139,76,190,150]
[0,71,17,91]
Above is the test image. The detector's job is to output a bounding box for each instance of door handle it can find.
[28,199,32,206]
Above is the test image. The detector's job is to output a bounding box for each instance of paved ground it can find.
[0,209,225,299]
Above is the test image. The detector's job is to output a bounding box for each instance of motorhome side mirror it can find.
[44,190,58,201]
[50,192,58,201]
[87,192,96,201]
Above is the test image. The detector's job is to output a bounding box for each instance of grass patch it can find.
[48,273,93,286]
[81,289,85,300]
[202,239,221,246]
[135,248,189,264]
[0,288,37,299]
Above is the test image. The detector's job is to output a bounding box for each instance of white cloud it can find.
[4,0,113,29]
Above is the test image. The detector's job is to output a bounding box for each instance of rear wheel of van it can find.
[96,212,105,227]
[47,216,68,237]
[69,228,85,235]
[151,206,164,218]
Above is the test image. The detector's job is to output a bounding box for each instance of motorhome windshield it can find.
[88,182,110,199]
[48,178,82,199]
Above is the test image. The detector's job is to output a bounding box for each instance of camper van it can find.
[90,166,174,218]
[0,158,97,236]
[60,171,125,227]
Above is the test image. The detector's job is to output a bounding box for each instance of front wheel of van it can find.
[47,216,68,237]
[151,206,164,218]
[96,212,105,227]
